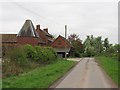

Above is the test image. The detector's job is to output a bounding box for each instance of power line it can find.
[10,2,64,27]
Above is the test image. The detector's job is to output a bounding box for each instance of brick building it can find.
[1,19,71,58]
[17,19,53,46]
[1,20,53,46]
[36,25,53,46]
[51,35,71,58]
[1,20,54,56]
[0,34,17,57]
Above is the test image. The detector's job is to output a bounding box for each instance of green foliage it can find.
[83,35,96,57]
[3,47,28,78]
[8,47,28,67]
[84,47,95,57]
[3,45,58,78]
[34,46,57,64]
[23,44,37,60]
[83,35,119,57]
[103,38,109,52]
[74,50,80,57]
[34,46,44,61]
[68,34,83,57]
[3,60,76,88]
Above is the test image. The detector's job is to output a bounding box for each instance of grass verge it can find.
[95,56,119,86]
[3,59,77,88]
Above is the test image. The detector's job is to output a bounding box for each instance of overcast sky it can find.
[0,0,118,44]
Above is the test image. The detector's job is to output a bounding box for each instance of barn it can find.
[51,35,71,58]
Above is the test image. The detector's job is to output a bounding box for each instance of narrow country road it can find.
[51,58,117,88]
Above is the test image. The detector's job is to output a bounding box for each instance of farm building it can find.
[1,19,71,58]
[51,35,71,58]
[1,20,53,56]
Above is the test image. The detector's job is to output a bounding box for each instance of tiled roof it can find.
[17,20,39,38]
[53,35,70,45]
[42,30,52,37]
[0,34,17,43]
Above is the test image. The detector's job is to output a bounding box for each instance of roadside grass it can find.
[3,59,77,88]
[95,56,119,86]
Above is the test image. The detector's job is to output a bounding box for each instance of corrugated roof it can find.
[17,20,39,38]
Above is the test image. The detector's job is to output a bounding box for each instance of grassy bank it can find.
[95,56,119,86]
[3,60,77,88]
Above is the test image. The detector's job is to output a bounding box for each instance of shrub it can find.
[34,46,57,64]
[44,47,57,64]
[74,51,80,57]
[23,44,37,60]
[8,46,28,67]
[3,45,58,78]
[3,46,28,78]
[84,48,95,57]
[34,46,44,62]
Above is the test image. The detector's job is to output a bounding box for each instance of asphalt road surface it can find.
[53,58,117,88]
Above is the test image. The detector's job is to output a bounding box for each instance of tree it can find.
[68,34,83,57]
[107,44,115,53]
[83,35,105,56]
[83,35,95,56]
[51,34,57,39]
[103,38,109,52]
[118,44,120,61]
[68,33,79,41]
[95,36,103,53]
[114,44,119,53]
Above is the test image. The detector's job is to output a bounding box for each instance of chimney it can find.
[43,28,48,33]
[36,25,40,37]
[36,25,40,30]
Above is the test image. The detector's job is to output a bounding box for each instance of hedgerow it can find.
[23,44,37,60]
[3,45,58,78]
[34,46,57,64]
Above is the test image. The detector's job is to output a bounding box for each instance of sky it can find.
[0,0,118,44]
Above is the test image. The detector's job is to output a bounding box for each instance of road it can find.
[51,58,117,88]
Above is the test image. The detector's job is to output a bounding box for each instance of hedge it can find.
[34,46,57,64]
[3,45,58,78]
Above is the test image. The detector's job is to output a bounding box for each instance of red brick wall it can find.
[51,35,70,48]
[17,37,39,46]
[36,25,53,46]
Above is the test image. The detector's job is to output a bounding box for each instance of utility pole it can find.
[65,25,67,59]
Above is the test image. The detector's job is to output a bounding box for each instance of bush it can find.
[34,46,45,62]
[3,45,58,78]
[74,51,80,57]
[43,47,57,64]
[8,46,28,67]
[3,46,28,78]
[118,53,120,61]
[34,46,57,64]
[23,44,37,60]
[84,48,95,57]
